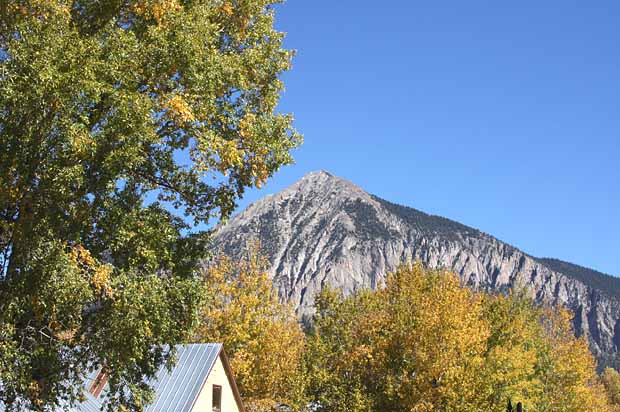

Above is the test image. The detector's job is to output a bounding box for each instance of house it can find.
[0,343,244,412]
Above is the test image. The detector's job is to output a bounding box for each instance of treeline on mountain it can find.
[197,249,620,412]
[374,196,620,300]
[371,195,482,240]
[535,258,620,300]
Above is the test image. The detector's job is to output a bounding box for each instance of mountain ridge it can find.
[212,170,620,368]
[533,257,620,299]
[370,192,620,299]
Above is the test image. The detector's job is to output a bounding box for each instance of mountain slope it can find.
[212,170,620,367]
[534,257,620,299]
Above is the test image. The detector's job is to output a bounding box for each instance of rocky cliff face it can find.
[212,170,620,367]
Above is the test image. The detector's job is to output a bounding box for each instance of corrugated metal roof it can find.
[0,343,223,412]
[147,343,221,412]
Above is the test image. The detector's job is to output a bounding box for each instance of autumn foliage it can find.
[191,249,616,412]
[304,263,612,412]
[0,0,299,409]
[602,368,620,411]
[194,250,305,412]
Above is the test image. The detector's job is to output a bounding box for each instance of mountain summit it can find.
[212,171,620,367]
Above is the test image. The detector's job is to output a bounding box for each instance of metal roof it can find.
[0,343,223,412]
[146,343,221,412]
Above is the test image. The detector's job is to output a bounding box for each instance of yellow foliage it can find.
[132,0,182,25]
[54,328,77,343]
[27,380,41,401]
[164,94,196,124]
[72,134,92,157]
[375,265,491,410]
[1,184,20,205]
[92,265,113,296]
[535,306,610,412]
[202,137,246,174]
[8,1,71,19]
[220,2,234,17]
[70,244,96,268]
[306,263,613,412]
[602,368,620,411]
[70,245,113,296]
[151,0,181,23]
[194,246,305,411]
[239,112,256,138]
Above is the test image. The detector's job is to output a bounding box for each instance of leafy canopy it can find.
[305,263,611,412]
[194,248,305,412]
[0,0,299,410]
[601,368,620,411]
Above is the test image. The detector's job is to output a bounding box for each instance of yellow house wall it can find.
[191,355,241,412]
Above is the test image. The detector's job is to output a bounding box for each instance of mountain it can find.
[533,257,620,299]
[212,170,620,368]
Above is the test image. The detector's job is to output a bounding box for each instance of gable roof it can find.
[217,346,245,412]
[0,343,244,412]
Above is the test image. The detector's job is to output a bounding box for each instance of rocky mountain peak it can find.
[285,170,370,201]
[212,171,620,369]
[298,169,335,182]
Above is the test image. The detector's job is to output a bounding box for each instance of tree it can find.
[304,287,375,412]
[304,263,613,412]
[480,291,612,412]
[0,1,300,410]
[194,249,305,412]
[305,264,491,412]
[534,306,610,412]
[369,264,491,412]
[480,292,546,409]
[601,368,620,411]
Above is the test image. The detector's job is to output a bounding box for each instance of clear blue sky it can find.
[234,1,620,276]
